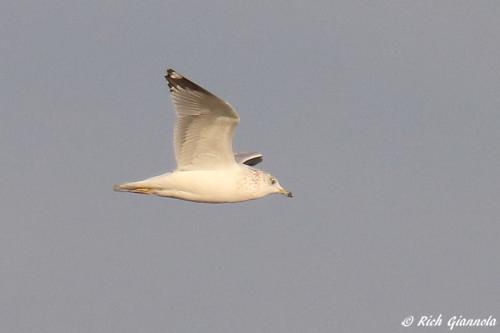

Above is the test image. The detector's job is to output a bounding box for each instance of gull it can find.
[113,69,292,203]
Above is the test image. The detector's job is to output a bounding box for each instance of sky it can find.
[1,1,499,332]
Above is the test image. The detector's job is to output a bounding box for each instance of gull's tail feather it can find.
[113,183,128,192]
[113,182,154,195]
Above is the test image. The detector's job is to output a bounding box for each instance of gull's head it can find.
[259,172,293,198]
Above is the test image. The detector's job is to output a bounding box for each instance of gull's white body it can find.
[116,165,283,203]
[114,69,292,203]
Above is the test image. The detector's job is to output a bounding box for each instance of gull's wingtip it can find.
[165,68,175,77]
[165,68,186,92]
[164,68,213,96]
[165,68,183,79]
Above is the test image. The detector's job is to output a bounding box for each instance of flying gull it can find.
[114,69,292,203]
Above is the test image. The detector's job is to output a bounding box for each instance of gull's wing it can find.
[235,152,263,166]
[165,69,240,170]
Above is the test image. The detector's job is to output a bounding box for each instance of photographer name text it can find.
[401,314,496,330]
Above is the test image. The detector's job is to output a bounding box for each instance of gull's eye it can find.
[270,177,276,185]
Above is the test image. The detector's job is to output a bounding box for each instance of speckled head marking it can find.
[238,168,292,198]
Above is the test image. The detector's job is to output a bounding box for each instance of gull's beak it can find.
[278,187,293,198]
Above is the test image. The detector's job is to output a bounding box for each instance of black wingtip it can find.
[243,155,263,166]
[164,68,213,95]
[165,68,176,78]
[165,68,181,92]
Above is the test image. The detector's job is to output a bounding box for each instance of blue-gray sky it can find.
[1,1,499,332]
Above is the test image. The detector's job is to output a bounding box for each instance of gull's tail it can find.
[113,183,128,192]
[113,182,155,195]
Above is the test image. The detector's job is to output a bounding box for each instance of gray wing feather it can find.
[165,69,239,170]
